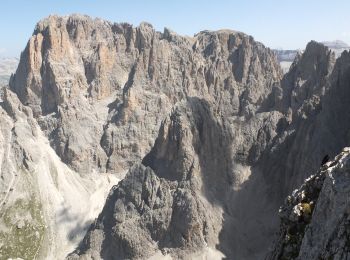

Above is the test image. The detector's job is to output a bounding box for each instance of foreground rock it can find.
[268,147,350,259]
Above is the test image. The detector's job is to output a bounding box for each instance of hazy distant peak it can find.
[321,40,349,49]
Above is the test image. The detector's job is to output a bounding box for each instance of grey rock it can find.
[72,163,172,259]
[70,95,287,259]
[268,147,350,259]
[69,99,225,259]
[4,14,350,260]
[69,32,350,259]
[9,14,282,174]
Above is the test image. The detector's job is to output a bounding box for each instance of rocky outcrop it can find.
[9,14,282,173]
[4,14,350,260]
[68,97,285,259]
[0,87,119,259]
[268,147,350,259]
[67,32,350,259]
[68,99,228,259]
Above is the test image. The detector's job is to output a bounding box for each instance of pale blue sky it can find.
[1,0,349,57]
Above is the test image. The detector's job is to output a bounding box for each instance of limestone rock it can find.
[5,14,350,260]
[69,94,286,259]
[268,147,350,259]
[0,86,119,259]
[68,33,350,259]
[10,14,282,173]
[68,99,226,259]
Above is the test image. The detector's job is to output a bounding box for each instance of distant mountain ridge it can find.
[0,57,18,86]
[321,39,349,49]
[322,40,350,57]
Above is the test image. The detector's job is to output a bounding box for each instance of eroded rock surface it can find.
[10,14,282,173]
[3,14,350,260]
[269,147,350,259]
[0,87,119,259]
[68,28,350,260]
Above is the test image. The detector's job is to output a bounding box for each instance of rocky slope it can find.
[69,97,282,259]
[0,88,119,259]
[268,147,350,259]
[69,38,350,259]
[2,14,350,259]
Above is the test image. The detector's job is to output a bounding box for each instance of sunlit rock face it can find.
[3,14,350,260]
[69,29,350,259]
[9,14,282,174]
[0,88,119,259]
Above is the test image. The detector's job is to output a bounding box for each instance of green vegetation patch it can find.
[0,194,45,259]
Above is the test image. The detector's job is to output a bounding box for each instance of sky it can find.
[1,0,350,57]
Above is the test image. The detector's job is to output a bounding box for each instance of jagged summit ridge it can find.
[66,18,350,259]
[9,14,282,174]
[3,14,350,260]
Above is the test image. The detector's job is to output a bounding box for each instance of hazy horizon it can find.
[1,0,350,57]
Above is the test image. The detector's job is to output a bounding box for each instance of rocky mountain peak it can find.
[295,40,334,76]
[4,14,350,260]
[279,40,335,114]
[8,14,282,174]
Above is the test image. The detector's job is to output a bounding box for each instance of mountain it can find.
[1,14,350,259]
[1,14,283,259]
[322,40,350,57]
[273,49,299,73]
[9,15,281,175]
[274,49,299,62]
[0,57,18,86]
[70,39,350,260]
[268,147,350,259]
[274,40,350,74]
[322,39,349,49]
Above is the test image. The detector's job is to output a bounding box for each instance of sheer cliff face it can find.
[263,45,350,198]
[70,39,350,259]
[266,48,350,260]
[69,98,284,259]
[4,14,350,260]
[9,14,282,173]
